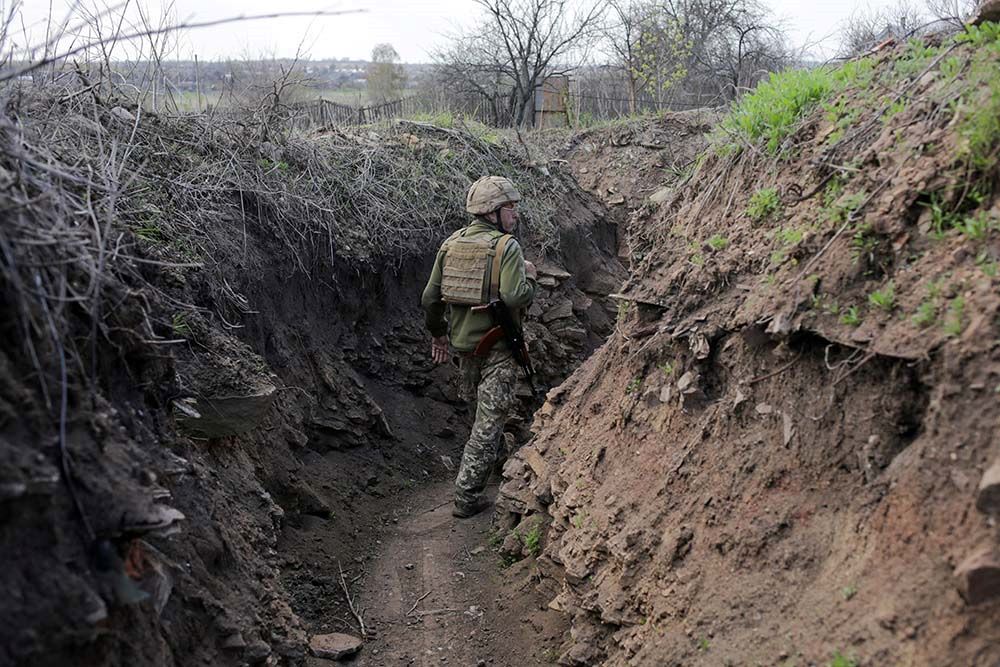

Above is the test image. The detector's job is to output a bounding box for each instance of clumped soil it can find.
[0,87,622,667]
[498,36,1000,666]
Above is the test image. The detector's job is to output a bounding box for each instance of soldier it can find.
[421,176,538,518]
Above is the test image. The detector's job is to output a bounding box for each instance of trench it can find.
[246,199,622,665]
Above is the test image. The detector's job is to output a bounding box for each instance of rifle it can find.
[472,300,537,397]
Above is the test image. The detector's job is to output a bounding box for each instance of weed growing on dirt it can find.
[850,223,880,266]
[823,191,868,226]
[659,361,675,376]
[829,652,858,667]
[952,23,1000,173]
[895,38,941,78]
[719,68,837,154]
[841,585,858,601]
[868,283,896,312]
[717,57,876,155]
[707,234,729,251]
[697,637,710,651]
[776,226,804,246]
[522,522,542,557]
[913,301,937,327]
[625,377,642,394]
[840,306,862,326]
[954,212,996,241]
[943,296,965,336]
[171,313,192,337]
[976,250,999,277]
[689,252,705,266]
[747,187,782,221]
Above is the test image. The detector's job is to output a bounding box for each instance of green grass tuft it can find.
[868,282,896,312]
[747,187,782,221]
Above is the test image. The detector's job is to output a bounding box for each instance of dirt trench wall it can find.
[499,36,1000,667]
[0,101,622,667]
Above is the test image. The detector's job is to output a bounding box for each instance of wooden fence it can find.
[290,96,426,129]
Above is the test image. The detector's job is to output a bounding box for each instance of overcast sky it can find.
[20,0,909,62]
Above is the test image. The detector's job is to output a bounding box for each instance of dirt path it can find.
[311,482,565,667]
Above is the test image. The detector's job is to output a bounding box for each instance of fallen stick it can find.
[338,560,367,638]
[406,591,431,616]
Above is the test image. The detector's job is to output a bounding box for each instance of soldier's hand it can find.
[431,335,450,364]
[524,260,538,281]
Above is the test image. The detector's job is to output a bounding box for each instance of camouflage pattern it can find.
[454,349,519,506]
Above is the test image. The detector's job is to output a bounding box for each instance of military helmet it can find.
[466,176,522,215]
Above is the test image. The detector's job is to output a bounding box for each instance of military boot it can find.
[452,496,491,518]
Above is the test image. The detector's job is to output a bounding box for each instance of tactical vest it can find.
[439,228,513,306]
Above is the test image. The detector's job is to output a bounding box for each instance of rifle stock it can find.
[472,300,536,396]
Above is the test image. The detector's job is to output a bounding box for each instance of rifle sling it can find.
[489,234,512,301]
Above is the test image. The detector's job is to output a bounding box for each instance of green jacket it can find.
[421,221,536,352]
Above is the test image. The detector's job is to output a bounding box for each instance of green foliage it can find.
[956,20,1000,47]
[133,223,163,243]
[923,194,963,239]
[841,585,858,601]
[823,190,868,226]
[521,522,542,557]
[689,252,705,266]
[776,226,804,246]
[912,301,937,327]
[840,306,862,326]
[171,312,192,337]
[409,110,455,128]
[659,361,674,376]
[943,296,965,336]
[707,234,729,251]
[697,638,710,651]
[954,212,996,241]
[747,187,782,221]
[829,652,858,667]
[895,38,941,77]
[850,223,879,265]
[719,67,838,154]
[952,23,1000,173]
[868,282,896,312]
[571,513,586,529]
[625,377,642,394]
[258,158,289,172]
[823,97,861,144]
[977,250,999,277]
[940,55,964,80]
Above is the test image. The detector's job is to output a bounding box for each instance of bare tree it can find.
[839,0,927,56]
[433,0,604,126]
[656,0,790,102]
[367,42,407,103]
[924,0,979,26]
[601,0,655,114]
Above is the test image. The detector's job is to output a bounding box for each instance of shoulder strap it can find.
[489,234,513,301]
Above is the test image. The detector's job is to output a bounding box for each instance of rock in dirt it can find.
[309,633,363,660]
[954,547,1000,605]
[975,461,1000,515]
[542,300,575,323]
[974,0,1000,23]
[174,384,277,439]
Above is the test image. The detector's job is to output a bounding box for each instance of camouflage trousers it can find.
[454,349,518,506]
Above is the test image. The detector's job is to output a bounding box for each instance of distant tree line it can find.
[419,0,986,127]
